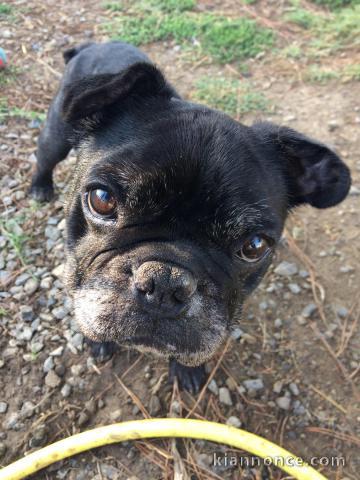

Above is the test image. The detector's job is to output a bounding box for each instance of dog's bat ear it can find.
[61,62,173,125]
[252,122,351,209]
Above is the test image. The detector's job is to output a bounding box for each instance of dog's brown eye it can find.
[87,189,116,217]
[238,235,271,262]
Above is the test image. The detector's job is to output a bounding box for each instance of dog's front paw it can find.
[86,340,118,362]
[169,358,207,394]
[29,182,54,202]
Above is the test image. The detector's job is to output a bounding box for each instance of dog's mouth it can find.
[122,335,178,352]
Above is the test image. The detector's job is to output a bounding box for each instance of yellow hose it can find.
[0,418,326,480]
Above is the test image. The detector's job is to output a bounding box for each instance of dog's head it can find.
[62,63,351,365]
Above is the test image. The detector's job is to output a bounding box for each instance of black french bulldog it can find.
[30,42,351,393]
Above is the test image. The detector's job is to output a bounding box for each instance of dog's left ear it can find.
[252,122,351,209]
[61,62,174,125]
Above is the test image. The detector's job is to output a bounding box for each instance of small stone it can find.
[29,425,47,448]
[24,278,39,295]
[3,412,20,430]
[243,378,264,392]
[288,283,301,294]
[335,305,349,318]
[289,382,300,396]
[274,261,298,276]
[328,119,340,131]
[226,416,242,428]
[339,265,354,273]
[31,341,44,354]
[52,306,68,320]
[274,318,283,328]
[276,396,291,410]
[20,401,35,419]
[52,264,64,278]
[70,333,84,351]
[19,306,35,322]
[85,398,97,415]
[301,303,317,319]
[208,379,219,395]
[45,370,61,388]
[109,409,122,422]
[149,395,161,415]
[349,185,360,196]
[71,364,85,376]
[219,387,233,406]
[45,225,60,241]
[40,277,53,289]
[50,346,64,356]
[273,381,283,394]
[230,327,243,340]
[78,412,89,427]
[18,326,33,341]
[43,356,55,372]
[61,384,71,398]
[0,402,8,414]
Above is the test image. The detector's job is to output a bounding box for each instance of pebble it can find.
[78,412,89,427]
[31,341,44,353]
[71,364,85,376]
[61,384,72,398]
[24,278,39,295]
[230,327,243,340]
[0,402,8,414]
[208,379,219,395]
[273,381,283,394]
[289,383,300,396]
[29,425,47,448]
[226,416,242,428]
[276,396,291,410]
[14,270,28,283]
[335,305,348,318]
[45,370,61,388]
[20,401,35,419]
[301,303,317,318]
[274,318,283,328]
[288,283,301,294]
[149,395,161,415]
[44,225,61,241]
[43,356,55,372]
[52,306,68,320]
[85,398,97,415]
[243,378,264,392]
[50,346,64,356]
[219,387,233,406]
[52,264,64,278]
[274,261,298,276]
[349,185,360,196]
[19,306,35,322]
[109,409,122,422]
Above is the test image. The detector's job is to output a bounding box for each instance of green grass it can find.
[0,105,46,122]
[0,66,19,87]
[312,0,358,9]
[309,5,360,54]
[200,17,274,64]
[0,3,12,15]
[306,63,360,82]
[0,218,29,266]
[306,65,340,83]
[284,8,317,28]
[191,77,270,117]
[104,7,274,64]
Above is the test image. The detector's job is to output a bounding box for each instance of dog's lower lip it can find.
[123,335,177,351]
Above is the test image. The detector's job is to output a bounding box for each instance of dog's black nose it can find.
[133,261,197,316]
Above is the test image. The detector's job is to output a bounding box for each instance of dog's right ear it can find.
[61,62,174,125]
